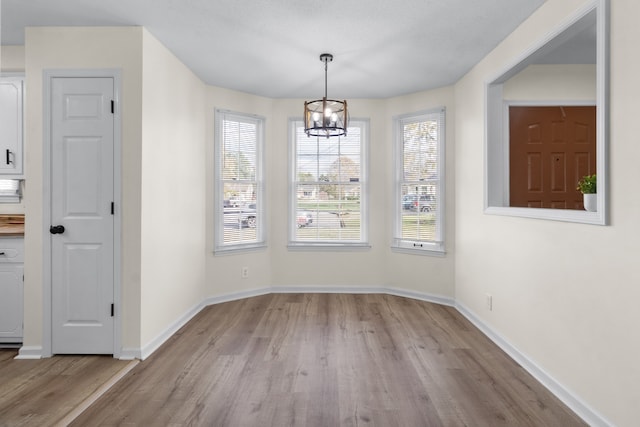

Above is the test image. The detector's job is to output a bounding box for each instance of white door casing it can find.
[49,75,116,355]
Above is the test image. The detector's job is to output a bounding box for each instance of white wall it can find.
[139,29,207,348]
[0,45,25,72]
[385,87,456,297]
[454,0,640,425]
[268,98,392,289]
[21,26,210,357]
[503,64,596,100]
[202,91,456,301]
[23,26,144,352]
[204,86,275,297]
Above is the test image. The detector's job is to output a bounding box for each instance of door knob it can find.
[50,225,65,234]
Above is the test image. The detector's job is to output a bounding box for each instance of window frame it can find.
[392,108,446,256]
[213,109,266,254]
[288,118,370,250]
[484,0,608,225]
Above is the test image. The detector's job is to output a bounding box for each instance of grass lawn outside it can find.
[402,213,436,241]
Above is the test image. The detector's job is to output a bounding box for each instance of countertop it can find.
[0,215,25,236]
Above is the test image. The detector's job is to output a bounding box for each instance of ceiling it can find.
[1,0,547,99]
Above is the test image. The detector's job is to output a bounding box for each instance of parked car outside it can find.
[223,199,242,208]
[402,194,435,212]
[224,198,242,208]
[234,207,313,229]
[238,203,256,228]
[297,211,313,228]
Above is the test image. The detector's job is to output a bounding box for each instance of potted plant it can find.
[577,174,597,212]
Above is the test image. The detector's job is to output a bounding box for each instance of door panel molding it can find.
[42,69,122,358]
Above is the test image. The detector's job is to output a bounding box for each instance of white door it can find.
[50,77,114,354]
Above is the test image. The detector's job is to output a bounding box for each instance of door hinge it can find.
[111,303,114,317]
[111,100,115,114]
[111,202,114,215]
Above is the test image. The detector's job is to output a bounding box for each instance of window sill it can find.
[391,244,446,257]
[0,196,21,204]
[288,242,371,252]
[484,206,606,225]
[214,243,267,256]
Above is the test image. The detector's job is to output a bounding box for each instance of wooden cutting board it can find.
[0,214,25,236]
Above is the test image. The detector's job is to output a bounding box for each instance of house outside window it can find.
[214,110,265,253]
[289,119,369,249]
[392,108,445,255]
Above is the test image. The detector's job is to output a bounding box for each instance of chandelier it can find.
[304,53,348,138]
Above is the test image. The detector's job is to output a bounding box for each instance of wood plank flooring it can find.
[0,350,132,426]
[67,293,585,427]
[0,294,586,426]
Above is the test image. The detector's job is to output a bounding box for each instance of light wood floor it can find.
[2,294,586,426]
[0,349,132,426]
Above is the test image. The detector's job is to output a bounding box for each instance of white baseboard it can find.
[131,288,273,361]
[385,286,455,307]
[271,285,386,295]
[455,302,612,427]
[15,345,43,359]
[138,300,206,360]
[202,287,272,306]
[118,348,141,360]
[271,285,455,307]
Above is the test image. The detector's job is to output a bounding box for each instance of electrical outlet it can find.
[486,294,493,311]
[241,266,249,279]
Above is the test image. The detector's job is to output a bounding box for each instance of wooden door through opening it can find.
[509,105,596,209]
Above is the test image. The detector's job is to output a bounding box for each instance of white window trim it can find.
[287,118,370,250]
[391,108,446,256]
[484,0,608,225]
[213,109,267,254]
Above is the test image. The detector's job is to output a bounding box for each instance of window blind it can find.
[290,120,368,246]
[0,179,21,203]
[393,109,445,253]
[214,110,265,252]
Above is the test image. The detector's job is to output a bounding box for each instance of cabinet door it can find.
[0,77,24,176]
[0,264,23,341]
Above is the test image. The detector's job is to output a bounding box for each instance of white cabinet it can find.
[0,77,24,177]
[0,238,23,343]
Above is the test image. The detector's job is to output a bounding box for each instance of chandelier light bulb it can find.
[325,107,332,117]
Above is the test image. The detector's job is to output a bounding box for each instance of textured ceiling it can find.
[1,0,547,99]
